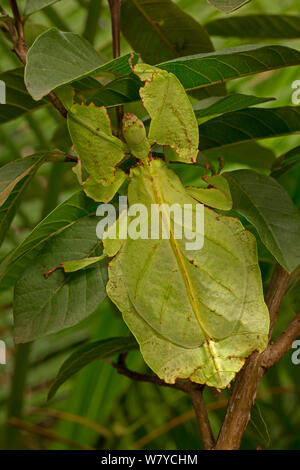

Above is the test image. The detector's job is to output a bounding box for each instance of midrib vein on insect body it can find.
[149,165,222,376]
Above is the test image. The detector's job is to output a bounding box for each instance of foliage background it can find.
[0,0,299,450]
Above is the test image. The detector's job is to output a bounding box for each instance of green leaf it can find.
[206,15,300,39]
[25,28,138,100]
[85,75,142,108]
[225,170,300,273]
[204,142,276,173]
[13,216,107,343]
[24,0,61,15]
[186,175,233,211]
[134,64,199,163]
[106,159,269,389]
[121,0,225,97]
[0,151,63,207]
[0,171,34,247]
[83,169,127,203]
[0,68,47,124]
[68,103,126,185]
[193,94,275,121]
[208,0,251,13]
[198,107,300,151]
[271,146,300,178]
[121,0,214,63]
[159,45,300,92]
[0,151,66,247]
[48,336,138,400]
[0,191,98,290]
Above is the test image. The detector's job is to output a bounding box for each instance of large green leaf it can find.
[25,28,138,100]
[0,191,98,290]
[133,64,199,163]
[0,151,65,247]
[0,68,47,124]
[225,170,300,273]
[48,336,138,400]
[193,94,275,120]
[198,107,300,151]
[271,146,300,178]
[121,0,214,63]
[85,75,142,108]
[206,15,300,39]
[204,142,276,173]
[0,151,63,207]
[159,45,300,92]
[13,216,107,343]
[0,171,34,248]
[208,0,251,13]
[121,0,225,97]
[24,0,61,15]
[106,159,269,389]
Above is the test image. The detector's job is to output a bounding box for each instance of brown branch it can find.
[189,389,215,450]
[108,0,123,137]
[262,312,300,369]
[5,1,67,117]
[265,264,291,338]
[113,353,215,449]
[113,353,192,392]
[9,0,27,64]
[214,264,290,450]
[108,0,121,58]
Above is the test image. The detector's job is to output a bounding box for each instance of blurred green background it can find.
[0,0,299,450]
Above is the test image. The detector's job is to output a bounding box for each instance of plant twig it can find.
[5,1,67,117]
[132,386,295,450]
[265,264,291,338]
[262,312,300,369]
[189,388,215,449]
[214,263,290,450]
[113,353,214,449]
[108,0,121,58]
[9,0,26,63]
[108,0,123,137]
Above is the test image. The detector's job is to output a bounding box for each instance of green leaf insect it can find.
[62,62,268,389]
[104,159,269,389]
